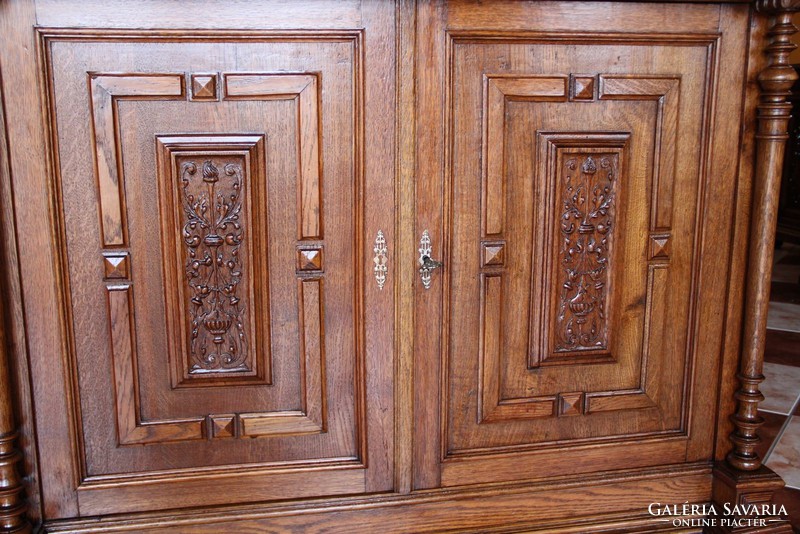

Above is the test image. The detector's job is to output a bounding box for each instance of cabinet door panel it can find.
[449,44,696,452]
[35,3,395,515]
[414,0,749,488]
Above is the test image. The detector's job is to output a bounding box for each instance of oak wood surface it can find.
[3,0,397,520]
[48,31,366,503]
[0,125,30,530]
[44,464,712,533]
[414,0,752,490]
[0,0,792,532]
[0,0,79,521]
[715,5,768,467]
[394,0,416,496]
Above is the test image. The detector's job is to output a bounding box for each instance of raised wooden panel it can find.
[537,135,628,367]
[90,74,331,445]
[90,74,185,247]
[483,76,567,237]
[471,67,684,436]
[413,0,747,488]
[224,73,322,240]
[156,134,269,386]
[35,14,396,512]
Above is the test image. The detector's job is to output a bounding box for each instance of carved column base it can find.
[0,431,30,534]
[708,462,793,533]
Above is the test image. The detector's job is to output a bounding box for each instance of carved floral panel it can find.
[179,158,249,373]
[157,134,270,387]
[554,153,617,354]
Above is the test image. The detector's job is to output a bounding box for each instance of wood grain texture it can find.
[483,76,567,236]
[224,73,322,240]
[416,0,744,489]
[360,0,398,493]
[0,0,790,531]
[45,465,712,533]
[0,47,37,532]
[90,74,184,247]
[413,0,447,490]
[1,0,81,520]
[0,0,396,519]
[35,0,363,29]
[393,0,416,495]
[445,0,724,32]
[108,283,204,445]
[75,467,366,516]
[707,4,761,467]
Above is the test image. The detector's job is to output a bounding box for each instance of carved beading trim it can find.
[756,0,800,14]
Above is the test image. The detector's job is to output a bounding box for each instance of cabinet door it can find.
[21,1,395,517]
[414,0,750,488]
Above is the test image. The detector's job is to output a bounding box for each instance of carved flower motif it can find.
[202,160,219,183]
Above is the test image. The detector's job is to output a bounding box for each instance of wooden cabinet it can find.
[0,0,795,532]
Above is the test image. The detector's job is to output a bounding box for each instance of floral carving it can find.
[181,159,248,373]
[555,154,616,352]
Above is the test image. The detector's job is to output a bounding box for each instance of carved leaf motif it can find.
[555,153,616,352]
[181,159,248,373]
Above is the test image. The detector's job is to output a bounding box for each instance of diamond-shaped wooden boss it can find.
[649,234,671,260]
[190,73,218,101]
[558,392,585,416]
[482,242,505,267]
[297,247,323,272]
[570,74,595,101]
[102,251,129,280]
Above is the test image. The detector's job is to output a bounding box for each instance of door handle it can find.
[420,255,443,270]
[418,230,443,289]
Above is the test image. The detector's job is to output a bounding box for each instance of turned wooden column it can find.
[711,3,799,532]
[0,333,29,532]
[0,308,29,533]
[0,165,30,530]
[728,0,799,472]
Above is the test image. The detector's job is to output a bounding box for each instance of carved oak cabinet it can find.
[0,0,796,532]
